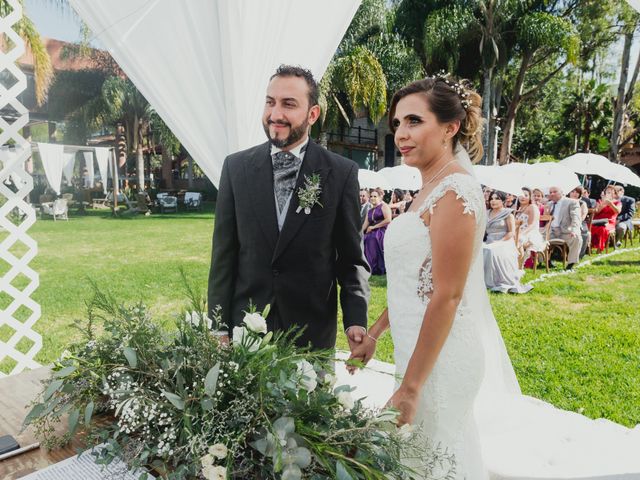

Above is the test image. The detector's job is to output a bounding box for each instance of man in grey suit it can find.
[548,186,583,269]
[614,185,636,246]
[208,65,370,352]
[359,189,371,227]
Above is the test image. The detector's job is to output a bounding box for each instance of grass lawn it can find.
[1,208,639,426]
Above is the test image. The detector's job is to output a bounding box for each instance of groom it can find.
[208,65,370,351]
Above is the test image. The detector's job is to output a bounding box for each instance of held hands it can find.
[345,326,371,375]
[347,333,377,375]
[385,386,419,426]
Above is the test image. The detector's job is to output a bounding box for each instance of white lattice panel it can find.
[0,0,41,377]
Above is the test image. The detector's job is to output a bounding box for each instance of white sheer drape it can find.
[37,143,64,195]
[94,148,110,194]
[83,151,94,187]
[62,152,76,185]
[68,0,361,187]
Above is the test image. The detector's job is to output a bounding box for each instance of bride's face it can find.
[392,93,451,168]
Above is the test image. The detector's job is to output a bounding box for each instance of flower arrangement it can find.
[24,285,453,479]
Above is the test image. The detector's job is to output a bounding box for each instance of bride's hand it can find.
[385,386,419,426]
[347,335,377,374]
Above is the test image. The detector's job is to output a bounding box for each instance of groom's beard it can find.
[263,119,308,148]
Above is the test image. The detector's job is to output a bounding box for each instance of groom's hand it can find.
[346,326,365,350]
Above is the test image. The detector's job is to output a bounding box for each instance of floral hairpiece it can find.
[431,72,472,111]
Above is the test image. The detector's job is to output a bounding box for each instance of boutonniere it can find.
[296,173,323,214]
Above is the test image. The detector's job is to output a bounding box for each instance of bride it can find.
[348,76,640,479]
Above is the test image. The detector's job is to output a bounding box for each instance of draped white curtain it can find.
[62,152,76,185]
[68,0,361,187]
[37,143,64,195]
[94,147,111,194]
[83,151,95,187]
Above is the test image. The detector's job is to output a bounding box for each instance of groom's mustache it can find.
[268,120,291,127]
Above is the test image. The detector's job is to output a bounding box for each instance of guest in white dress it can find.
[483,191,532,293]
[515,187,547,258]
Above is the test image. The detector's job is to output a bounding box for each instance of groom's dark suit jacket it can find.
[208,140,370,349]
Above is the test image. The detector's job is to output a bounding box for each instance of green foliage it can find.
[25,286,448,479]
[516,12,579,62]
[423,3,476,71]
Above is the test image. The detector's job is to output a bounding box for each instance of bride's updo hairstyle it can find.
[388,74,484,163]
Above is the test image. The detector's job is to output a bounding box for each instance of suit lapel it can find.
[245,142,279,251]
[272,141,330,264]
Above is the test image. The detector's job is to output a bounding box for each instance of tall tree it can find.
[609,4,640,161]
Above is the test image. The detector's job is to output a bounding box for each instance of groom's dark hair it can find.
[270,65,319,108]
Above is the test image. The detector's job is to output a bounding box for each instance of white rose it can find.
[242,312,267,334]
[295,359,317,392]
[336,391,355,410]
[200,453,214,468]
[323,373,337,388]
[208,443,228,459]
[186,311,212,329]
[232,326,259,352]
[202,465,227,480]
[398,423,415,440]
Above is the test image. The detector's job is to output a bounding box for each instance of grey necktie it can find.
[272,151,302,213]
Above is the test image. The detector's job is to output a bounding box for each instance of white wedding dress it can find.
[336,147,640,480]
[384,172,488,479]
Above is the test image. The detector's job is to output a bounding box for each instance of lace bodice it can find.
[386,173,485,305]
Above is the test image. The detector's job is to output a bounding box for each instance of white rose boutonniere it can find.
[296,173,323,215]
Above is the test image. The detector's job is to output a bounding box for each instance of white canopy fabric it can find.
[37,143,64,195]
[82,151,95,188]
[473,165,522,195]
[94,147,111,194]
[68,0,361,188]
[378,164,422,191]
[62,152,76,185]
[627,0,640,13]
[358,169,392,190]
[475,163,582,195]
[560,153,640,187]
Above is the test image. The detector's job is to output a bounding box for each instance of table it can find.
[0,367,83,479]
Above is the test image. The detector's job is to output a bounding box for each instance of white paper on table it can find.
[20,444,154,480]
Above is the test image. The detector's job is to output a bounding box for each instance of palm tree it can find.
[0,0,53,106]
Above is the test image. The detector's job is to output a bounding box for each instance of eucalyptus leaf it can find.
[23,403,45,426]
[201,398,214,411]
[123,346,138,368]
[250,438,268,455]
[204,362,220,396]
[68,408,80,434]
[162,391,185,410]
[282,464,302,480]
[336,460,355,480]
[273,416,295,437]
[54,365,77,378]
[84,401,94,426]
[43,379,64,401]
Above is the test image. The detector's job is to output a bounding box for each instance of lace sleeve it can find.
[417,173,484,218]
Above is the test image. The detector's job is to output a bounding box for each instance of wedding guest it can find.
[359,189,371,227]
[483,186,493,209]
[569,186,590,259]
[614,185,636,246]
[582,187,596,209]
[515,187,546,261]
[389,189,407,218]
[483,191,532,293]
[403,190,414,211]
[548,186,582,269]
[504,193,516,209]
[363,188,392,275]
[590,185,621,252]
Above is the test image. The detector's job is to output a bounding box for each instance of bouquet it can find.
[24,285,453,479]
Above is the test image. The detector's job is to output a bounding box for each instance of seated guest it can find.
[590,185,621,253]
[515,187,546,259]
[504,193,516,209]
[569,186,590,259]
[483,187,493,210]
[614,185,636,246]
[548,186,582,269]
[389,189,407,218]
[582,187,596,209]
[359,189,371,227]
[532,188,548,228]
[362,188,392,275]
[483,191,532,293]
[403,190,415,212]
